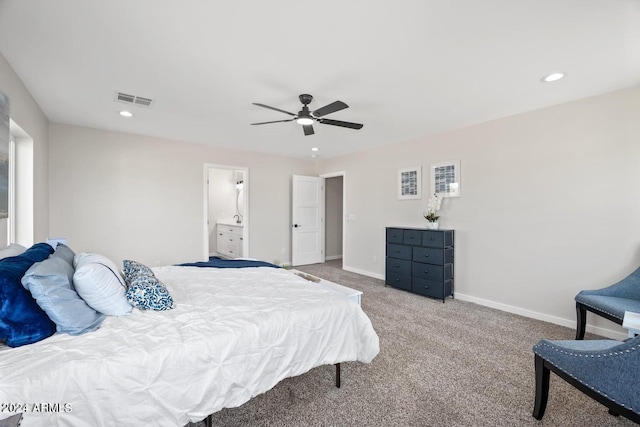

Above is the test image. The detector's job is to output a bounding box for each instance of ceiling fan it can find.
[251,94,363,136]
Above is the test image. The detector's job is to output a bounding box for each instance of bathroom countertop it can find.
[217,219,243,227]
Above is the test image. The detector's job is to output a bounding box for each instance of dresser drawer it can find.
[222,226,243,236]
[226,240,241,256]
[386,244,412,260]
[412,262,453,282]
[386,228,404,244]
[403,229,422,246]
[412,247,453,265]
[385,271,411,291]
[385,257,411,276]
[412,278,452,300]
[421,230,444,248]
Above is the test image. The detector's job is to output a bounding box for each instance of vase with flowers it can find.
[423,193,442,230]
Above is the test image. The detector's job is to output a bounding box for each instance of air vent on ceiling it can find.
[114,91,154,108]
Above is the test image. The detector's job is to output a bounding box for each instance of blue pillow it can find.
[51,243,75,267]
[122,259,155,285]
[0,243,56,347]
[22,257,105,335]
[126,274,174,311]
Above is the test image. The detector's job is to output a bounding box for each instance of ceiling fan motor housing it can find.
[298,105,312,118]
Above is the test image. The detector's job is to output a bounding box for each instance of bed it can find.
[0,244,380,426]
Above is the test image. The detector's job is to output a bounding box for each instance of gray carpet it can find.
[192,260,635,426]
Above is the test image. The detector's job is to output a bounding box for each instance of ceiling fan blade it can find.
[303,124,315,136]
[252,103,296,116]
[312,100,348,117]
[318,118,363,130]
[251,119,295,125]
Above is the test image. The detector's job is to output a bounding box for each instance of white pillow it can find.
[0,243,27,260]
[73,253,132,316]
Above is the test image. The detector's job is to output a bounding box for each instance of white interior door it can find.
[291,175,325,266]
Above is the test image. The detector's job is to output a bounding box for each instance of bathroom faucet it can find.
[234,214,241,224]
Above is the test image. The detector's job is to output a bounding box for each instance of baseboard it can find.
[454,292,627,340]
[342,265,385,280]
[325,255,343,261]
[341,264,627,340]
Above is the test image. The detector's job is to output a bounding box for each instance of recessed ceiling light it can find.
[119,110,134,117]
[541,72,566,83]
[311,147,319,151]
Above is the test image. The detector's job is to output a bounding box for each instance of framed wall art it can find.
[398,166,421,200]
[430,160,460,198]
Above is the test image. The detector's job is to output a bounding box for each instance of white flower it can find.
[423,193,442,222]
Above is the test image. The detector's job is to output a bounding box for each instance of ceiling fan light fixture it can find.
[296,117,314,125]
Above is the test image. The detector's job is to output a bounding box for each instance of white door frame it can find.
[320,171,346,266]
[203,163,249,261]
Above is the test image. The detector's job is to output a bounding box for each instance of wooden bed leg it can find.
[533,354,550,420]
[575,303,587,340]
[335,363,341,388]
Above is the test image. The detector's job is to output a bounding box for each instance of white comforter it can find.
[0,266,379,426]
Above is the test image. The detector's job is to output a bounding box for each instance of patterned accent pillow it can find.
[125,274,174,311]
[122,260,155,285]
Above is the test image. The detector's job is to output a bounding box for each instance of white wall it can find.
[319,86,640,338]
[48,123,315,266]
[0,52,49,242]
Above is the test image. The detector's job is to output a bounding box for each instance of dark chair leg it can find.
[608,408,620,417]
[335,363,341,388]
[533,355,550,420]
[575,303,587,340]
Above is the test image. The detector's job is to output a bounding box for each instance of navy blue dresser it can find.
[385,227,454,302]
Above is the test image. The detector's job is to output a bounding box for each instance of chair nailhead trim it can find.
[533,342,640,414]
[577,301,623,320]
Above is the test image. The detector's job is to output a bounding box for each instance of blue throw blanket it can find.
[178,256,280,269]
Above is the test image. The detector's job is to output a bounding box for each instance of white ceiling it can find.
[1,0,639,159]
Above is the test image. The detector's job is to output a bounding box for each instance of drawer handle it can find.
[424,285,430,289]
[424,254,429,258]
[395,264,400,267]
[430,237,435,241]
[424,270,429,274]
[396,250,401,253]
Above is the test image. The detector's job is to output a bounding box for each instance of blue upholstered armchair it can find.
[532,335,640,423]
[575,266,640,339]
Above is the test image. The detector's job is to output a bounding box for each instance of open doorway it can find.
[204,164,249,260]
[323,172,344,269]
